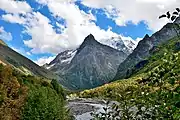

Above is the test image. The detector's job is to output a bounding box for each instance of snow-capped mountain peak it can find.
[99,36,137,55]
[44,35,138,72]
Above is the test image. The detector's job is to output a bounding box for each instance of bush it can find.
[21,85,68,120]
[51,79,66,99]
[0,65,28,120]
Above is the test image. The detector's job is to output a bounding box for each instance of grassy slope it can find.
[0,42,57,80]
[0,39,7,46]
[76,37,180,119]
[0,64,71,120]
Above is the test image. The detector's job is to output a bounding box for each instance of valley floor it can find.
[68,98,107,120]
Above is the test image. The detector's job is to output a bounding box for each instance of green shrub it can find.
[21,84,68,120]
[51,79,66,99]
[0,64,71,120]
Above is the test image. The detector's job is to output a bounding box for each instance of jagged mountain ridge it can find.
[44,35,136,73]
[0,40,57,79]
[114,18,180,80]
[53,34,128,90]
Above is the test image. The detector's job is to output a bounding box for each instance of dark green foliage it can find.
[51,79,66,99]
[0,64,71,120]
[175,42,180,51]
[20,77,71,120]
[21,85,68,120]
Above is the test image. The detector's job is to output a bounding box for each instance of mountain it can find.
[0,39,7,46]
[0,39,57,79]
[99,36,137,55]
[44,36,136,72]
[114,18,180,80]
[77,35,180,119]
[52,34,128,90]
[43,50,77,72]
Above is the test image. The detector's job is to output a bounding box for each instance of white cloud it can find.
[2,11,71,54]
[2,14,26,24]
[11,46,31,57]
[1,0,141,57]
[136,0,176,4]
[81,0,180,31]
[135,37,143,43]
[26,52,31,56]
[0,26,12,41]
[18,0,120,54]
[0,0,32,14]
[34,56,55,66]
[23,12,73,54]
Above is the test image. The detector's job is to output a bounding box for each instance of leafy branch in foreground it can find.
[159,8,180,38]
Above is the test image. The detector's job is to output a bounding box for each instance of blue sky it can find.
[0,0,179,65]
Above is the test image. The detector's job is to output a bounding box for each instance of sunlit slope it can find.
[0,39,58,79]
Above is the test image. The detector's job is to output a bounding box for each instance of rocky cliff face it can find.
[114,21,179,80]
[55,34,128,90]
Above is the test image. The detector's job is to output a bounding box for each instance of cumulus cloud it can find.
[2,0,120,54]
[2,14,26,24]
[0,0,32,14]
[23,12,72,54]
[1,0,158,58]
[0,26,12,41]
[81,0,180,31]
[34,0,130,53]
[11,46,31,57]
[2,12,72,54]
[1,0,123,55]
[34,56,55,66]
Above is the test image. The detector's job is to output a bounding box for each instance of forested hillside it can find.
[0,64,72,120]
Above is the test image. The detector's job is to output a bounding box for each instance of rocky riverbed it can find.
[67,98,107,120]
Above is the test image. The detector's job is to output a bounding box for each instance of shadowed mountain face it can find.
[0,40,57,79]
[114,20,180,80]
[50,34,128,90]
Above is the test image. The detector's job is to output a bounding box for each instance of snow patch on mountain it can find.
[99,36,137,55]
[44,50,77,70]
